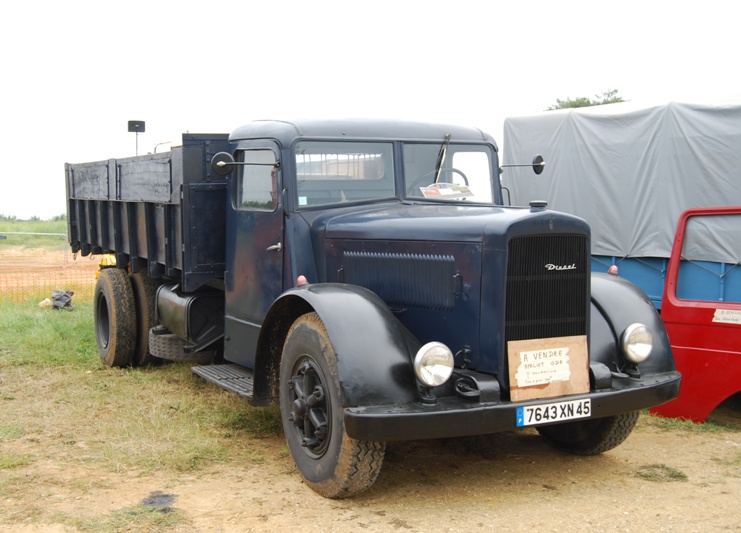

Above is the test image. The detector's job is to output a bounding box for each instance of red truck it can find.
[651,207,741,422]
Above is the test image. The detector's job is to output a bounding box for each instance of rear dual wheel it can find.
[94,269,160,368]
[129,272,159,366]
[280,312,386,498]
[94,268,136,367]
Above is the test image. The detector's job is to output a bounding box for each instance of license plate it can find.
[516,398,591,427]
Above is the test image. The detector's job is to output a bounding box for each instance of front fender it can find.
[254,283,421,407]
[590,273,675,375]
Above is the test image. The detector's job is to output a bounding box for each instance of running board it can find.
[191,364,254,399]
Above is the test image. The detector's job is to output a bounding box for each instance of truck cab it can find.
[67,119,680,498]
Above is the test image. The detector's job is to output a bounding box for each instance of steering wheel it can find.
[409,167,469,192]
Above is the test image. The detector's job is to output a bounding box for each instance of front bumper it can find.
[344,370,681,441]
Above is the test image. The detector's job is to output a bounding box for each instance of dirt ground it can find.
[0,248,99,302]
[2,405,740,533]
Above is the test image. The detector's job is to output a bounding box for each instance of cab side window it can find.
[236,149,278,211]
[677,214,741,302]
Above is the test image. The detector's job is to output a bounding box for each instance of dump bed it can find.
[66,133,231,291]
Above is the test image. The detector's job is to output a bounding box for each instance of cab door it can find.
[652,207,741,422]
[224,142,283,368]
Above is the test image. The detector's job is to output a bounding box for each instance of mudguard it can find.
[252,283,421,407]
[590,273,675,375]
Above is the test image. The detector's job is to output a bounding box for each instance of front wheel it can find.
[280,312,386,498]
[536,411,640,456]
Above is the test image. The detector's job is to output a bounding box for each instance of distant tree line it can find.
[547,90,625,110]
[0,213,66,222]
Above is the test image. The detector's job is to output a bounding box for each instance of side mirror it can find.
[532,155,545,175]
[211,152,235,176]
[500,154,546,175]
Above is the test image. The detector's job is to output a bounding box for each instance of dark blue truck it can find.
[66,119,680,498]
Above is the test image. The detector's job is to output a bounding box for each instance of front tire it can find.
[94,268,136,368]
[536,411,640,455]
[280,312,385,498]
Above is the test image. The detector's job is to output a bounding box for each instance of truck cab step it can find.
[192,364,254,399]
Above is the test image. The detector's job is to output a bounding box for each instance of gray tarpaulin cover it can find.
[502,101,741,262]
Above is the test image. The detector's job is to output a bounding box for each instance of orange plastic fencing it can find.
[0,247,101,303]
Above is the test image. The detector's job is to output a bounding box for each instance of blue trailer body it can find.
[592,255,741,309]
[591,256,668,309]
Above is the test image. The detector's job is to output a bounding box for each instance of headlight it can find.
[414,342,454,387]
[621,323,653,363]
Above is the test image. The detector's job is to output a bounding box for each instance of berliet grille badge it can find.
[545,263,577,271]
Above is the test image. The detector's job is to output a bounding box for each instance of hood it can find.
[315,202,588,244]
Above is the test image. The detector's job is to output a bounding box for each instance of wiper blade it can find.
[433,133,452,184]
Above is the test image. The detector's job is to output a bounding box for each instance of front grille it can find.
[505,235,588,342]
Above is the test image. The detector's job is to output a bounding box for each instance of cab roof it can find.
[229,118,497,149]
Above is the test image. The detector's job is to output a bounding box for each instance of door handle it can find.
[266,243,282,252]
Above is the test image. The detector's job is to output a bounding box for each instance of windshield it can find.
[403,143,496,203]
[295,141,395,208]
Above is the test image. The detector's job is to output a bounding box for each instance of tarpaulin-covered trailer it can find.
[502,101,741,308]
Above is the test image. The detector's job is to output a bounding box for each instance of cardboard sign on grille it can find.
[507,335,589,402]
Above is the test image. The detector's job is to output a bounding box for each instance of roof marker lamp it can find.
[621,323,653,364]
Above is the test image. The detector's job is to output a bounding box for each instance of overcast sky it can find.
[1,0,739,219]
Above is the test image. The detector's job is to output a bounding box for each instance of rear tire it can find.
[94,268,136,368]
[129,272,159,366]
[536,411,640,455]
[280,312,385,498]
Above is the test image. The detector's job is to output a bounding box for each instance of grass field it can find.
[0,299,283,530]
[0,217,68,250]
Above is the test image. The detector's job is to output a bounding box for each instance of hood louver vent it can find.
[343,251,457,310]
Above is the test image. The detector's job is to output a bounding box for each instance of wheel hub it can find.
[289,360,330,456]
